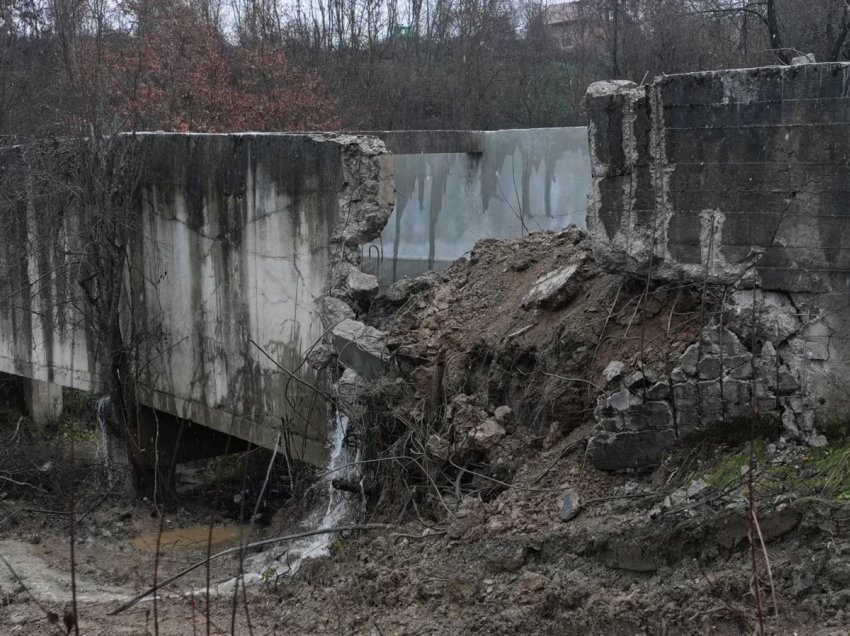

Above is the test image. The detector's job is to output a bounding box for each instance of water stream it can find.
[211,410,360,592]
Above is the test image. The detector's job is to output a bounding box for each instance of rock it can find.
[383,272,437,304]
[686,478,710,499]
[306,343,334,370]
[776,367,800,394]
[679,344,699,376]
[791,53,816,65]
[335,368,366,407]
[807,434,828,448]
[521,258,585,309]
[697,356,722,380]
[470,418,506,451]
[425,434,450,460]
[494,405,513,424]
[320,296,355,330]
[346,271,379,302]
[558,490,582,522]
[606,389,631,412]
[332,319,388,380]
[602,360,626,384]
[623,371,650,390]
[588,429,677,471]
[596,400,674,434]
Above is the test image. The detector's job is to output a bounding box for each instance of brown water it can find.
[133,524,249,553]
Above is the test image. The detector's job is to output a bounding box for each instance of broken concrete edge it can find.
[583,62,850,289]
[316,135,395,423]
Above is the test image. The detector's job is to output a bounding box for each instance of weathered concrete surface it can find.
[22,379,63,427]
[366,128,592,283]
[585,64,850,291]
[0,133,394,466]
[584,64,850,469]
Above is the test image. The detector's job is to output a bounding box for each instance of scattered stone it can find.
[558,490,582,522]
[602,360,625,384]
[332,319,388,379]
[470,419,506,451]
[494,405,513,424]
[623,371,649,390]
[807,434,828,448]
[346,270,379,300]
[521,259,585,309]
[686,479,710,499]
[306,343,334,370]
[425,434,450,460]
[791,53,816,65]
[383,272,437,304]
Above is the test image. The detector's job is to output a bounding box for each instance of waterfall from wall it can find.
[213,410,361,592]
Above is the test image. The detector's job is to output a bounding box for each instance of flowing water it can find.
[210,411,361,592]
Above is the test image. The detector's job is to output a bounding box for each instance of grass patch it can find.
[705,440,850,502]
[708,441,766,490]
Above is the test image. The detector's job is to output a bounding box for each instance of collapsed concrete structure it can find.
[585,63,850,469]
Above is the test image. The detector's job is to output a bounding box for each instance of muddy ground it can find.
[2,230,850,635]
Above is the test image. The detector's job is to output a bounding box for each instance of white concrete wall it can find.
[367,127,592,282]
[0,134,390,465]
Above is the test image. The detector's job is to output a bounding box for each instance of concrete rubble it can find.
[331,319,388,380]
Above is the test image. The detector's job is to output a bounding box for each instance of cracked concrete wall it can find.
[0,133,394,466]
[585,64,850,469]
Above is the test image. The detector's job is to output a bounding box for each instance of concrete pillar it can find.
[23,379,63,427]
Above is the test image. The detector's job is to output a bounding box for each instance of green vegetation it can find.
[706,440,850,502]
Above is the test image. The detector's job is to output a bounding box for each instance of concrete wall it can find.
[366,128,592,283]
[0,133,393,465]
[584,64,850,466]
[585,63,850,291]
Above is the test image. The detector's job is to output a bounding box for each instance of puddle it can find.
[133,524,249,552]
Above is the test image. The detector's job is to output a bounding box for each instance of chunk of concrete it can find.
[346,270,379,301]
[521,262,582,309]
[470,418,506,451]
[320,296,355,330]
[558,490,582,522]
[306,344,334,370]
[335,367,366,407]
[332,319,388,380]
[602,360,625,384]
